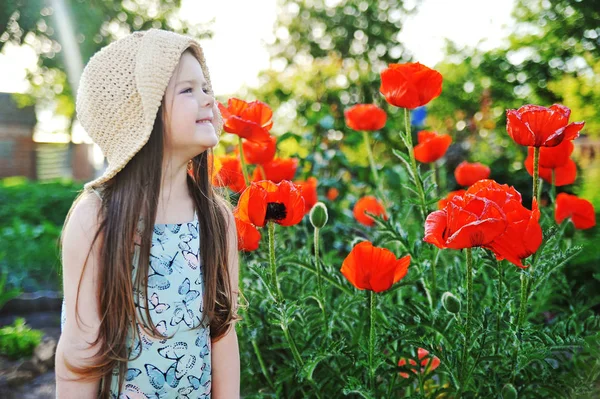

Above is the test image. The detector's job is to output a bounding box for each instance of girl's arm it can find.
[55,193,104,398]
[211,206,241,398]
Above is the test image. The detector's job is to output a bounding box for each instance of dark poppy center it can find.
[265,202,287,221]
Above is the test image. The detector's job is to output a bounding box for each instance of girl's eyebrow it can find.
[177,78,208,86]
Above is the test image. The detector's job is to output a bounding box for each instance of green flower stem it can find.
[251,338,275,389]
[368,290,377,391]
[403,108,427,219]
[362,130,388,208]
[551,169,556,204]
[532,146,540,206]
[387,372,397,397]
[238,137,250,186]
[431,162,438,197]
[242,265,274,390]
[461,248,474,382]
[267,222,308,384]
[517,272,528,331]
[314,227,323,299]
[512,271,529,382]
[495,260,504,355]
[431,247,440,303]
[281,322,304,369]
[314,227,328,334]
[258,164,267,180]
[268,222,283,302]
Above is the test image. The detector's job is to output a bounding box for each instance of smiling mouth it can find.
[196,119,212,124]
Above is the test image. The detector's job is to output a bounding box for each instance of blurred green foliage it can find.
[0,317,43,360]
[429,0,600,138]
[0,177,83,292]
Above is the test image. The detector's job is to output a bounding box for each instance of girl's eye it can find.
[182,87,210,94]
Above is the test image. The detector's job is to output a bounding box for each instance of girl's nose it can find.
[200,92,214,108]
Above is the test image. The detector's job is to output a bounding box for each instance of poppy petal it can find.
[555,193,596,230]
[344,104,387,131]
[235,183,268,227]
[235,217,261,251]
[424,210,449,249]
[341,241,410,292]
[414,131,452,163]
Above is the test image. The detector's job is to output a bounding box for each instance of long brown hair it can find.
[59,48,240,398]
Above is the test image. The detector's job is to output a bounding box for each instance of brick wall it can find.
[0,125,37,179]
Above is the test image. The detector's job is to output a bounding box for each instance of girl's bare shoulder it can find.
[62,190,104,258]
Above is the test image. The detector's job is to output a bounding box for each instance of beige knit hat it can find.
[77,28,223,191]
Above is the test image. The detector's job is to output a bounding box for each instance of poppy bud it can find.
[501,383,518,399]
[310,202,328,229]
[441,292,461,314]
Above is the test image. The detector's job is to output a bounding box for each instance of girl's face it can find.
[163,51,220,161]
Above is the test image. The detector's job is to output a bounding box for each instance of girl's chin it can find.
[194,137,220,150]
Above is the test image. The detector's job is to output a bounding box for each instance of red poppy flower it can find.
[234,180,305,227]
[524,156,577,186]
[242,135,277,165]
[506,104,584,147]
[555,193,596,230]
[252,157,298,183]
[212,155,246,193]
[235,217,261,252]
[414,130,452,163]
[353,196,388,227]
[424,180,510,249]
[341,241,410,293]
[218,98,273,142]
[528,139,574,169]
[380,62,443,109]
[295,177,318,214]
[326,187,339,201]
[344,104,387,131]
[484,197,543,268]
[438,190,466,210]
[454,161,491,187]
[398,348,441,379]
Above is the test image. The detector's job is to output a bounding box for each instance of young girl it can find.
[55,29,241,399]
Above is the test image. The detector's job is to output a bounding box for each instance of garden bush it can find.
[0,317,43,360]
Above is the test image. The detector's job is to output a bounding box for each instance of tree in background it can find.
[428,0,600,139]
[250,0,422,184]
[0,0,212,135]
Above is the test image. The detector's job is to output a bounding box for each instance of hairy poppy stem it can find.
[259,165,267,180]
[387,372,397,397]
[238,137,250,186]
[251,338,275,389]
[313,227,328,335]
[517,272,528,329]
[267,222,283,302]
[403,108,427,219]
[551,169,556,204]
[368,290,377,391]
[267,222,307,379]
[495,260,504,356]
[280,322,305,370]
[362,130,388,208]
[512,271,528,382]
[314,228,324,300]
[460,248,474,384]
[430,162,438,197]
[431,247,440,302]
[532,146,540,206]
